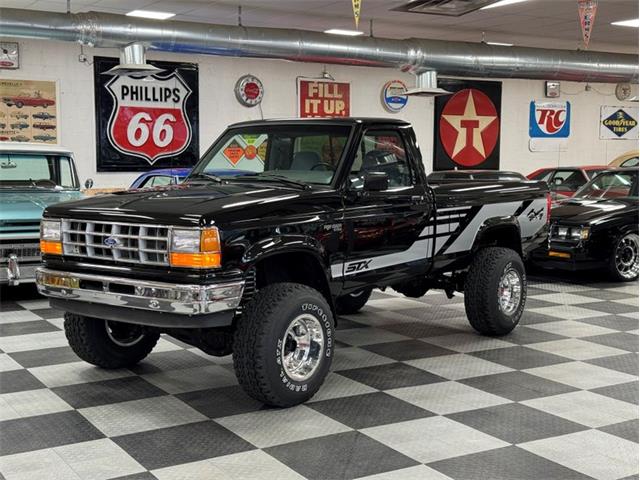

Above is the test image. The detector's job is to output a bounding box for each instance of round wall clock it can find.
[235,75,264,107]
[615,83,632,102]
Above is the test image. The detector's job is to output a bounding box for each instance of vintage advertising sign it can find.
[529,101,571,138]
[600,106,639,140]
[434,79,502,171]
[381,80,408,113]
[298,79,350,118]
[235,75,264,107]
[94,57,199,172]
[0,78,58,144]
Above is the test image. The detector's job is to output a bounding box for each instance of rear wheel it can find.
[336,288,372,314]
[64,314,159,369]
[608,232,639,282]
[464,247,526,336]
[233,283,334,407]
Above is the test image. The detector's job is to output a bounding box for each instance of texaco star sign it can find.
[439,89,500,167]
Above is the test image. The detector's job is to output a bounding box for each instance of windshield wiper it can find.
[233,173,309,190]
[187,172,225,184]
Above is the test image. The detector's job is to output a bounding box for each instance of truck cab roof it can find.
[228,117,412,129]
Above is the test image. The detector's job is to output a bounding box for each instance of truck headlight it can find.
[570,226,590,241]
[40,219,62,255]
[169,227,221,268]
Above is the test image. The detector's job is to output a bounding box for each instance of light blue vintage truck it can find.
[1,144,86,285]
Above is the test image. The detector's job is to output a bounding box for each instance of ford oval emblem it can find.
[103,236,119,248]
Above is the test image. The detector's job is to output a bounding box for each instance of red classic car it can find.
[2,91,55,108]
[527,166,611,200]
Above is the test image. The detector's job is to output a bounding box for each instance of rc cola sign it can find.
[94,57,199,172]
[106,73,192,163]
[529,101,571,138]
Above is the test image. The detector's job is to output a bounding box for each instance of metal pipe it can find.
[0,7,636,83]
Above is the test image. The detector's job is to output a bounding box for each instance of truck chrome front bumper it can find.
[36,268,245,316]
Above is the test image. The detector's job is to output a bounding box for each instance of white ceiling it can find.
[2,0,638,53]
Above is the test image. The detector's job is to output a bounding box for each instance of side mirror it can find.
[84,178,94,189]
[363,172,388,192]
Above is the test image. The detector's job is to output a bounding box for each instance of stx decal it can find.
[345,260,371,273]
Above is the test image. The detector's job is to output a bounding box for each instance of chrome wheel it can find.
[498,268,522,316]
[615,233,639,280]
[281,314,325,382]
[105,320,145,347]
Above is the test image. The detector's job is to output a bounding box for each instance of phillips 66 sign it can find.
[94,57,199,171]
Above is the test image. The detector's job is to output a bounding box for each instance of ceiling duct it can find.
[405,70,451,96]
[391,0,503,17]
[101,43,164,76]
[0,8,637,84]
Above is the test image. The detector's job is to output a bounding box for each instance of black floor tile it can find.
[0,320,59,337]
[9,346,79,368]
[586,353,639,375]
[599,419,639,443]
[591,382,639,405]
[460,371,577,402]
[176,385,269,418]
[0,369,45,394]
[0,411,104,456]
[265,431,418,480]
[308,392,434,429]
[428,445,592,480]
[113,421,255,470]
[471,346,570,370]
[379,321,462,338]
[338,362,445,390]
[129,350,213,374]
[362,339,455,361]
[583,333,639,353]
[583,301,639,315]
[447,403,587,444]
[53,376,166,409]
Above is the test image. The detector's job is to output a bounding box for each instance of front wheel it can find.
[64,314,160,368]
[336,288,372,314]
[464,247,527,336]
[233,283,334,407]
[608,232,639,282]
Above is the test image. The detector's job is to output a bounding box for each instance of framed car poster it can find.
[94,56,199,172]
[433,79,502,171]
[0,78,58,144]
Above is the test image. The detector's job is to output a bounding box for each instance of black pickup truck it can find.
[37,118,549,407]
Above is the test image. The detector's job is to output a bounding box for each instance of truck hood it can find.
[551,197,638,225]
[44,182,331,228]
[1,190,83,223]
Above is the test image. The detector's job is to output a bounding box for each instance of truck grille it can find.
[0,242,41,263]
[61,220,170,266]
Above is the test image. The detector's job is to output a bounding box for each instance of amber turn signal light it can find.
[40,240,62,255]
[169,252,221,269]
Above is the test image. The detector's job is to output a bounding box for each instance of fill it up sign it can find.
[298,79,350,118]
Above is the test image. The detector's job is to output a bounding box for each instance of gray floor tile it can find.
[428,445,591,480]
[0,369,45,394]
[265,431,419,480]
[0,320,59,337]
[447,403,587,444]
[599,419,639,443]
[586,353,639,375]
[176,385,268,418]
[8,346,79,368]
[362,339,456,361]
[0,410,104,456]
[580,315,640,331]
[113,420,255,470]
[592,382,639,405]
[470,345,570,370]
[583,332,639,353]
[583,301,639,315]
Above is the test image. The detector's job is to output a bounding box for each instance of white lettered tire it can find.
[233,282,334,407]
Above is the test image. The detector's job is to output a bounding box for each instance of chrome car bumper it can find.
[36,268,245,316]
[1,254,38,285]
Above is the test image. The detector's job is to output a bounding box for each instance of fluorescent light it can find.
[126,10,175,20]
[324,29,364,36]
[611,18,640,28]
[482,0,529,10]
[486,41,514,46]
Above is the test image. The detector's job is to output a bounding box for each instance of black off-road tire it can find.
[336,288,372,314]
[464,247,527,336]
[233,283,335,407]
[64,313,160,369]
[607,232,639,282]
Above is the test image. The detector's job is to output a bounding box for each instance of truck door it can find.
[339,127,432,291]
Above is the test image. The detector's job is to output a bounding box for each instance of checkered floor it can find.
[0,272,637,480]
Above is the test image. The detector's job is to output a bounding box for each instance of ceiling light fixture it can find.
[486,41,514,46]
[481,0,529,10]
[126,10,176,20]
[611,18,640,28]
[324,29,364,36]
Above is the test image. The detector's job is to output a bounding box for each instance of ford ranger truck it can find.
[36,118,549,407]
[1,144,83,285]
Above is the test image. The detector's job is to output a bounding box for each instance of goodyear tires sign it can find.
[600,106,638,140]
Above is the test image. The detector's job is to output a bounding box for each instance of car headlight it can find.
[40,219,62,255]
[169,227,221,268]
[553,225,590,241]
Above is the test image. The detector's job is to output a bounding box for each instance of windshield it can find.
[192,125,352,186]
[574,171,638,200]
[0,153,78,189]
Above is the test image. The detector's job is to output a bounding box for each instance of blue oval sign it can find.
[382,80,408,113]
